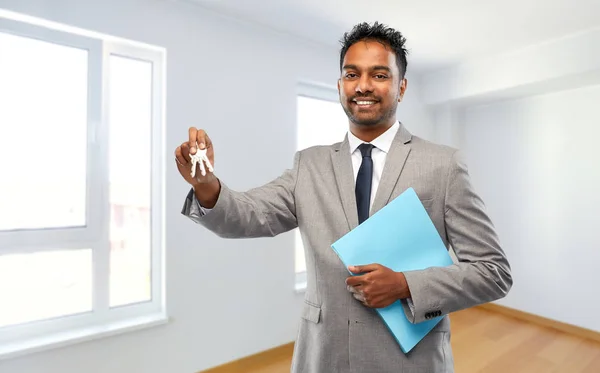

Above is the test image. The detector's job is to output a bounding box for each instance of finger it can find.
[349,264,380,274]
[175,146,188,167]
[198,131,212,148]
[345,275,364,287]
[181,142,191,161]
[353,292,365,303]
[346,284,361,294]
[196,129,209,151]
[188,127,200,154]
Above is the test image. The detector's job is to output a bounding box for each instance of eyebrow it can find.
[342,64,392,73]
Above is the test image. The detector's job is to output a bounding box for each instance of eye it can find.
[374,74,388,79]
[345,73,358,79]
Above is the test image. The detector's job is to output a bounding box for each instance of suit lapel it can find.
[331,123,413,229]
[331,135,358,231]
[371,123,413,215]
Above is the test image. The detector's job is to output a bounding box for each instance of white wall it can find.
[397,72,436,141]
[0,0,434,372]
[421,20,600,332]
[420,26,600,106]
[460,85,600,332]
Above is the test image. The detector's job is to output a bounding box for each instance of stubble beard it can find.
[342,99,397,127]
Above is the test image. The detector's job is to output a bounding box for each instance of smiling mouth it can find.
[352,99,378,108]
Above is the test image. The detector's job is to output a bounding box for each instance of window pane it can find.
[295,230,306,273]
[297,95,347,150]
[0,249,92,328]
[108,55,152,307]
[0,31,88,231]
[295,95,347,273]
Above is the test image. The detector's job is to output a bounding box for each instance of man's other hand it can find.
[346,264,411,308]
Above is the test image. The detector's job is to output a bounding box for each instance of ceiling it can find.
[184,0,600,74]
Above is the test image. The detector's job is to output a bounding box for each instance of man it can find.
[176,21,512,373]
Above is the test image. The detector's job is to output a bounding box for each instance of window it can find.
[294,82,348,290]
[0,11,165,358]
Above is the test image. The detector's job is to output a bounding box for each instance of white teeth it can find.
[356,101,376,105]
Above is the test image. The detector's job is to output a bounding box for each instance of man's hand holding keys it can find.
[175,127,220,208]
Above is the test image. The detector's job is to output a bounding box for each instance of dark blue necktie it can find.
[355,143,374,224]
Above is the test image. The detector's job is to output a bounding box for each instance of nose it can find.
[355,75,373,94]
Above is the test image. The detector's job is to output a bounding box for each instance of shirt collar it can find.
[348,121,400,154]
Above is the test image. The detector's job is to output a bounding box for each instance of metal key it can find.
[189,147,214,178]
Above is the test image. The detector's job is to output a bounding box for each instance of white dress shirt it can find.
[347,121,399,211]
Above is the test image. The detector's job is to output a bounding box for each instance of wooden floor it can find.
[450,307,600,372]
[204,307,600,373]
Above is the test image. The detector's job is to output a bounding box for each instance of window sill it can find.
[0,312,169,361]
[294,270,307,294]
[294,281,307,294]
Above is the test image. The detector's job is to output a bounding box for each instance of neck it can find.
[349,120,395,142]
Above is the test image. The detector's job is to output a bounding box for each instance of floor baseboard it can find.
[478,303,600,343]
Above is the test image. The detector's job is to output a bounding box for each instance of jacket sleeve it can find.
[401,150,512,323]
[181,151,300,238]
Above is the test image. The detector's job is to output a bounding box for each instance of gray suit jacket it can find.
[181,123,512,373]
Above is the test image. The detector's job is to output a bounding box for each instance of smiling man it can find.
[338,29,407,133]
[178,21,512,373]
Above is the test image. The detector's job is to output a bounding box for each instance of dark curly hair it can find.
[339,21,409,78]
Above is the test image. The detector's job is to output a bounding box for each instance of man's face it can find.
[338,40,407,127]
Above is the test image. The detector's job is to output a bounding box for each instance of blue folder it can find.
[330,187,453,353]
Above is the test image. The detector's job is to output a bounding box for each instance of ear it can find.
[398,78,407,102]
[337,78,341,93]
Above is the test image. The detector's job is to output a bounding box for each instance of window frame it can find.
[293,81,343,292]
[0,17,103,252]
[0,13,166,360]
